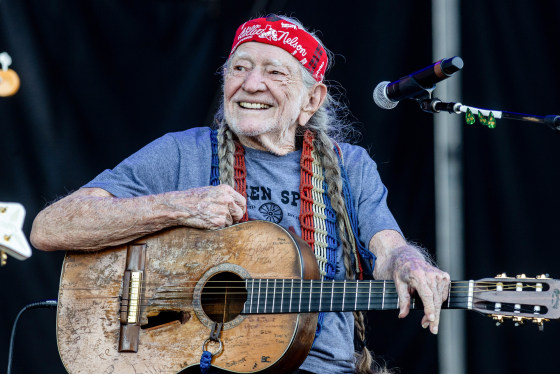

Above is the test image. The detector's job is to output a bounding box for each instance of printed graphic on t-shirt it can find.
[247,185,300,224]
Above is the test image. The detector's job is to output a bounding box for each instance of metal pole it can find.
[431,1,466,374]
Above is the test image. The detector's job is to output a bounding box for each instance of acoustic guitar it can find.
[56,220,560,373]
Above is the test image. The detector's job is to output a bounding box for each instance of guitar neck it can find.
[242,279,473,314]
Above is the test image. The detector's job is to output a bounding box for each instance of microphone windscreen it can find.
[373,81,398,109]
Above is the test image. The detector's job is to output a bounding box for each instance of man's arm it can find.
[30,185,246,252]
[369,229,450,335]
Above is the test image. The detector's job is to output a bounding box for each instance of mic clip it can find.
[418,98,461,114]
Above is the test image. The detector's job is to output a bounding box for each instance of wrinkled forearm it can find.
[30,188,179,251]
[31,184,246,252]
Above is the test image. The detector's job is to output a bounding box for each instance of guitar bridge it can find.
[118,244,146,353]
[126,271,142,324]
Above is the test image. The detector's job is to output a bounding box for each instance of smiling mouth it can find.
[238,102,272,110]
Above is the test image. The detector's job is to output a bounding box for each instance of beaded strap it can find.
[233,141,249,222]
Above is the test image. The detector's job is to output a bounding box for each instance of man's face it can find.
[223,42,308,146]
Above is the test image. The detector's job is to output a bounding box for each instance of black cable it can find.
[7,300,58,374]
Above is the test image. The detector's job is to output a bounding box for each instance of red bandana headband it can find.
[230,15,328,82]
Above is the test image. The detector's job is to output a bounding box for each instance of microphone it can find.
[373,56,463,109]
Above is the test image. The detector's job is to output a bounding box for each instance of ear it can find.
[298,82,328,126]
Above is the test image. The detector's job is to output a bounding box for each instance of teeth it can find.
[239,102,271,109]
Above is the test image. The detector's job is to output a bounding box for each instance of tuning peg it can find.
[513,316,525,326]
[493,314,505,326]
[536,274,550,279]
[495,273,508,278]
[516,274,527,279]
[532,318,549,332]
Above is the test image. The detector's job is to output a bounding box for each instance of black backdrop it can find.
[1,1,559,373]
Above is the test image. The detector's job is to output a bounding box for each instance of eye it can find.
[268,69,287,78]
[234,65,246,72]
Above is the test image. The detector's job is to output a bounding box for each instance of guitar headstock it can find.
[472,273,560,331]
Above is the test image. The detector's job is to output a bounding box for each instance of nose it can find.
[242,69,266,93]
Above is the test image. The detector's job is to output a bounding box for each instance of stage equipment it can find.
[0,52,20,97]
[373,56,463,109]
[373,56,560,132]
[0,202,32,266]
[7,300,58,374]
[418,98,560,132]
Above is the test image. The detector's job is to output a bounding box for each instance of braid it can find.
[314,130,391,374]
[313,130,354,280]
[217,124,235,187]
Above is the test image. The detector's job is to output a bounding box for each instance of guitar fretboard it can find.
[242,279,472,314]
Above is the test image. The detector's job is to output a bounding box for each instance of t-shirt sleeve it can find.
[339,143,403,248]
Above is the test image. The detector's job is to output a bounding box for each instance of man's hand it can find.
[165,184,246,229]
[370,230,450,335]
[391,247,450,334]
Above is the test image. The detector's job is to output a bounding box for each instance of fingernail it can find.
[433,326,438,334]
[422,322,429,329]
[429,314,435,322]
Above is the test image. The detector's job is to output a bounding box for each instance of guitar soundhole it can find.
[201,272,247,323]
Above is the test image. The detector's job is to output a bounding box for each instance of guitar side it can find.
[56,221,319,374]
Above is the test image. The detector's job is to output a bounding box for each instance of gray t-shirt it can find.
[84,127,401,373]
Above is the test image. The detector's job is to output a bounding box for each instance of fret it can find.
[354,281,358,310]
[361,282,372,310]
[280,279,285,313]
[308,280,313,312]
[289,279,294,313]
[319,280,323,312]
[346,281,358,311]
[257,279,262,313]
[381,280,386,310]
[298,279,303,312]
[272,279,276,313]
[330,280,334,311]
[368,281,372,310]
[250,279,255,313]
[342,281,346,311]
[264,279,269,313]
[468,280,474,310]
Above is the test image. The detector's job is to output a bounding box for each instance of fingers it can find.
[416,277,440,334]
[393,254,450,335]
[395,281,411,319]
[415,270,450,334]
[165,185,247,229]
[226,187,247,223]
[207,185,246,227]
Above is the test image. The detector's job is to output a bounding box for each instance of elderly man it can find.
[31,14,450,374]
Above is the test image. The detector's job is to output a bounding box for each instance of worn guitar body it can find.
[57,221,319,374]
[58,221,560,373]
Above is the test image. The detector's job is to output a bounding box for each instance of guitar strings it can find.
[118,280,545,295]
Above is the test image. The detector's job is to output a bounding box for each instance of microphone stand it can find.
[418,98,560,133]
